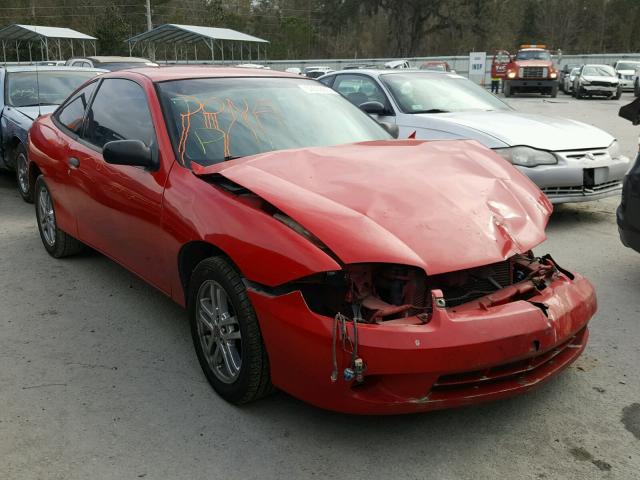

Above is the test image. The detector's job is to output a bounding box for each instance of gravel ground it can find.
[0,91,639,480]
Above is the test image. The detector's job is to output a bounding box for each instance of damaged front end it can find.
[289,252,563,324]
[247,252,596,414]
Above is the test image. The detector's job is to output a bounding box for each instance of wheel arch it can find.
[178,240,237,302]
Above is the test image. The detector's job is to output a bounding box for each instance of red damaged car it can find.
[27,67,596,414]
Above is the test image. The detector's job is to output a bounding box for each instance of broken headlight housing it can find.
[607,140,621,160]
[495,146,558,167]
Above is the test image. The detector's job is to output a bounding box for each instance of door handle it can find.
[68,157,80,169]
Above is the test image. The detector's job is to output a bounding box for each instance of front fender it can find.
[163,165,341,303]
[0,107,31,168]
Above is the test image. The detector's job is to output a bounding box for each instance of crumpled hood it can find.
[12,105,57,120]
[194,140,552,275]
[418,110,615,151]
[583,75,618,83]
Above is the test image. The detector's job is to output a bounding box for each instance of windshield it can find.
[421,63,446,71]
[380,73,510,114]
[5,70,99,107]
[616,62,640,71]
[516,50,551,61]
[157,77,389,167]
[583,65,615,77]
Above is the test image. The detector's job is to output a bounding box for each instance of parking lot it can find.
[1,92,639,479]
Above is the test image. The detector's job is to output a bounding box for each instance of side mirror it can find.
[103,139,156,169]
[378,122,399,138]
[359,100,387,115]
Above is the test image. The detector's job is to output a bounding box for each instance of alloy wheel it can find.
[196,280,243,384]
[16,152,29,195]
[38,185,56,246]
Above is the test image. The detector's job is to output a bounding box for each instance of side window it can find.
[83,78,155,149]
[318,75,335,87]
[333,75,388,108]
[56,81,97,134]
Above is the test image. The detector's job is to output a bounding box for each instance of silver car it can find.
[613,60,640,91]
[573,65,621,99]
[319,69,630,203]
[563,67,580,94]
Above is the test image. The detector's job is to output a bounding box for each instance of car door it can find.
[68,77,173,293]
[48,80,99,235]
[332,73,396,125]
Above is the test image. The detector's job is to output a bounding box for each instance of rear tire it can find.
[188,256,272,405]
[14,144,33,203]
[34,175,83,258]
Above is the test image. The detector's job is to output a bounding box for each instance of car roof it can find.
[326,68,450,77]
[1,65,107,73]
[103,66,302,82]
[73,56,152,63]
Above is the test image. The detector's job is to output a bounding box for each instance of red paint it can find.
[28,67,595,414]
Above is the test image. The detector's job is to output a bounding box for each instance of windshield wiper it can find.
[223,155,244,161]
[15,102,57,107]
[412,108,450,114]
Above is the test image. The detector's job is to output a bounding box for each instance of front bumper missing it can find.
[249,272,596,414]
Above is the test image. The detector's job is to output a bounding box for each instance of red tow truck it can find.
[503,45,558,97]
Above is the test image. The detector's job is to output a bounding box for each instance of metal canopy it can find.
[126,24,269,64]
[0,24,96,41]
[127,24,267,45]
[0,24,96,63]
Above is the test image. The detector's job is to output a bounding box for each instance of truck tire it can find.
[550,84,558,98]
[504,82,511,97]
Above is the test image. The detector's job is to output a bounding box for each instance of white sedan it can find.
[319,69,630,204]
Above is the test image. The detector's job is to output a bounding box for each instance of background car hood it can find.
[12,105,57,120]
[414,111,615,151]
[617,70,636,75]
[195,140,552,275]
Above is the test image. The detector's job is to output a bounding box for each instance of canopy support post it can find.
[82,41,86,57]
[70,39,74,57]
[45,37,49,60]
[15,41,20,63]
[28,42,32,62]
[2,41,6,64]
[57,39,62,61]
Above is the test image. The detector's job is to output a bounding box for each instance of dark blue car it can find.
[0,65,104,201]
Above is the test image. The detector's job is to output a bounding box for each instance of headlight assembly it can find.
[607,140,621,159]
[495,146,558,167]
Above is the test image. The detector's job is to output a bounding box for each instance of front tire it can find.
[614,86,622,99]
[188,256,272,405]
[34,175,83,258]
[550,84,558,98]
[14,144,33,203]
